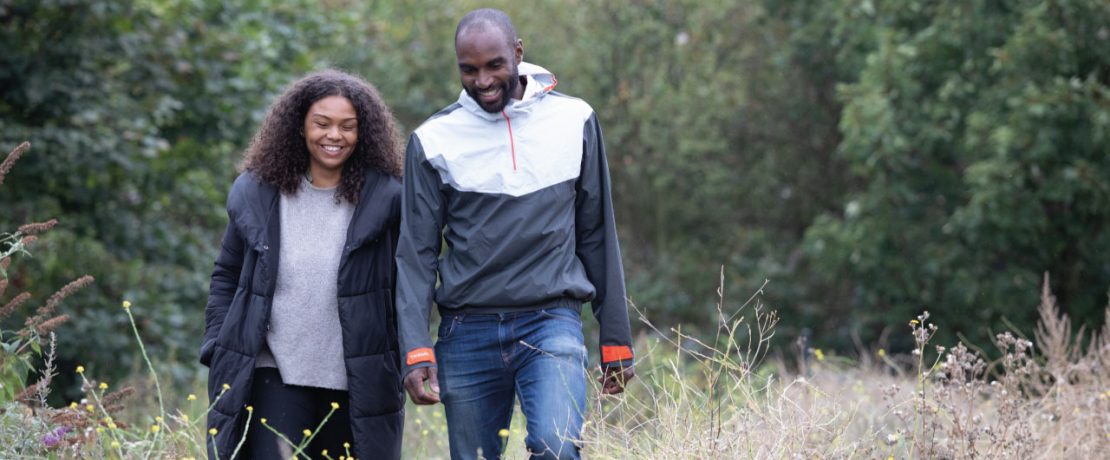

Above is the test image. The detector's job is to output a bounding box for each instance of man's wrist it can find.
[601,358,634,371]
[402,361,436,380]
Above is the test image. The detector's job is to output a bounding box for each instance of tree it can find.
[805,0,1110,348]
[0,0,345,396]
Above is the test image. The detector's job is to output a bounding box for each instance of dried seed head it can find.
[0,141,30,186]
[36,314,70,334]
[17,219,58,236]
[1,291,31,320]
[37,275,94,317]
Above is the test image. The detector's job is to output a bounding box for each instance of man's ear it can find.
[514,38,524,64]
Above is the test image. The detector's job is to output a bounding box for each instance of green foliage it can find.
[805,0,1110,348]
[0,0,352,398]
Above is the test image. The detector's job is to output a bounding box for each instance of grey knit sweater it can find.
[256,178,354,390]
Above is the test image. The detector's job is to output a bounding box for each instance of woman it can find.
[200,70,404,459]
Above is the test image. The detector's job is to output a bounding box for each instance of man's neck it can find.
[512,75,527,100]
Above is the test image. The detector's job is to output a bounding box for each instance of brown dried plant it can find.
[0,141,29,186]
[875,274,1109,459]
[1,142,94,406]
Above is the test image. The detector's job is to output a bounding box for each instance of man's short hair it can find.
[455,8,518,47]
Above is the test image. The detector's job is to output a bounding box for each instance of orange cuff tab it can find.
[406,348,436,366]
[601,345,634,363]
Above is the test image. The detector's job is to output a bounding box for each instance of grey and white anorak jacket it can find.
[395,62,634,378]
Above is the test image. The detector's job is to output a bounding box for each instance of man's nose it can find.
[477,70,494,88]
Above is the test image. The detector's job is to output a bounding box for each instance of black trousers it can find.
[247,367,354,459]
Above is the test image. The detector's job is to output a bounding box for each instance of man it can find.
[395,8,635,460]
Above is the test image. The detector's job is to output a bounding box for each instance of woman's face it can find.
[303,95,358,179]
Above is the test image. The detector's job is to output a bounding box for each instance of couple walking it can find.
[200,8,635,460]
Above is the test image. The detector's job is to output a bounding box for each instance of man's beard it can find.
[467,70,520,113]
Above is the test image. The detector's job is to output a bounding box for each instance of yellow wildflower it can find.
[182,415,190,423]
[108,422,117,429]
[96,427,104,434]
[814,349,826,361]
[498,428,510,438]
[76,365,85,374]
[155,416,163,423]
[261,418,268,424]
[331,401,340,410]
[909,319,919,325]
[322,450,329,456]
[187,394,197,401]
[878,349,886,357]
[68,402,78,409]
[246,406,254,413]
[86,404,95,412]
[221,383,230,391]
[151,424,161,433]
[422,429,429,436]
[343,442,351,449]
[111,441,120,449]
[303,429,312,437]
[122,300,131,309]
[209,428,218,436]
[99,382,108,390]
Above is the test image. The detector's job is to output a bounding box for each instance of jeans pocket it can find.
[538,307,582,325]
[437,315,462,341]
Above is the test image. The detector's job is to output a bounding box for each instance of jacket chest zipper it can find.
[501,110,517,171]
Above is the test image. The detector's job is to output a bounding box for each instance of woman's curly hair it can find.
[241,69,403,203]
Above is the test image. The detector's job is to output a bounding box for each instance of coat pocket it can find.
[346,352,404,417]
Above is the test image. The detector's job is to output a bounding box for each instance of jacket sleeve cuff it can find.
[602,358,634,371]
[402,361,436,380]
[406,347,436,366]
[601,345,634,368]
[399,346,432,380]
[401,347,436,379]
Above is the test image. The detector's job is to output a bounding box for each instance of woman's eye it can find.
[316,123,327,128]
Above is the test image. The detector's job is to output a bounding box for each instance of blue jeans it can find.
[436,307,587,460]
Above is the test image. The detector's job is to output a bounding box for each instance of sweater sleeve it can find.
[395,134,446,377]
[576,113,634,370]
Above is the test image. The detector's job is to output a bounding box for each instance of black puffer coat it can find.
[200,170,403,459]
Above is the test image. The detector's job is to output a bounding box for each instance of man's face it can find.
[456,28,523,113]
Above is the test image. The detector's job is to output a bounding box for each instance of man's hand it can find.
[598,365,635,394]
[403,366,441,404]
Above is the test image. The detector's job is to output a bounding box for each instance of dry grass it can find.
[574,273,1110,460]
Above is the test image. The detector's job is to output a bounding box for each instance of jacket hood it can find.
[456,61,558,120]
